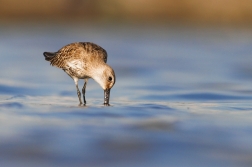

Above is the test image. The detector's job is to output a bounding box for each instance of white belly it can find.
[65,60,89,79]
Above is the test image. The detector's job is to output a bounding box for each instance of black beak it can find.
[104,89,110,106]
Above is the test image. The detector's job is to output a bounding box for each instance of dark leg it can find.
[82,79,88,105]
[76,85,82,105]
[74,78,82,105]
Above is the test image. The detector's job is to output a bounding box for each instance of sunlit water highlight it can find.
[0,23,252,167]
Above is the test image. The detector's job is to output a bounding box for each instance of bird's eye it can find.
[108,76,112,81]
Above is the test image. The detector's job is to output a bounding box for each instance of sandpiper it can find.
[43,42,116,106]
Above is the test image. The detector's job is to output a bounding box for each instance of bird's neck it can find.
[90,64,107,90]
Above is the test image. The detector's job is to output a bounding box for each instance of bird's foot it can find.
[104,103,110,106]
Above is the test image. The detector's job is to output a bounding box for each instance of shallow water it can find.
[1,23,252,167]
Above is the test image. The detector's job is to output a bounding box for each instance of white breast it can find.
[66,60,88,78]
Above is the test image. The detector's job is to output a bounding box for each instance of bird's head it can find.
[92,64,116,105]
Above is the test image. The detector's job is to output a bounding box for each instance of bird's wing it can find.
[80,42,108,63]
[45,42,108,68]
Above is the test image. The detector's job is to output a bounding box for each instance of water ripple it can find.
[144,92,252,101]
[0,102,23,108]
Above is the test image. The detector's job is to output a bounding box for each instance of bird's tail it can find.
[43,52,56,61]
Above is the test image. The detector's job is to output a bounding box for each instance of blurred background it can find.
[1,1,252,167]
[1,0,252,25]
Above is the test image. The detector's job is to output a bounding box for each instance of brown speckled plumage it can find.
[49,42,107,68]
[43,42,115,106]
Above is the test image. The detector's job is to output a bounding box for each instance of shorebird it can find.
[43,42,116,106]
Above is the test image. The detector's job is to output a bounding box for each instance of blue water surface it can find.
[0,22,252,167]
